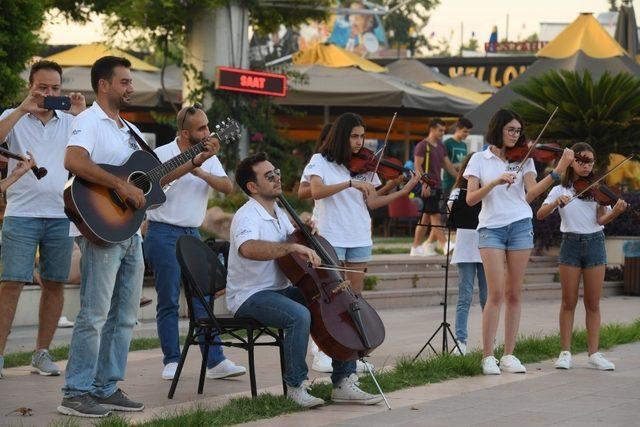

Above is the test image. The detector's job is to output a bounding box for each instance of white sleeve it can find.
[371,172,382,187]
[67,113,96,156]
[0,109,15,144]
[523,158,537,177]
[463,152,481,180]
[232,214,261,251]
[543,185,561,206]
[206,155,227,177]
[301,154,325,183]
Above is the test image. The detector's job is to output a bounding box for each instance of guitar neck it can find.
[148,140,208,182]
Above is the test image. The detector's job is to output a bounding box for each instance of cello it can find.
[276,194,385,362]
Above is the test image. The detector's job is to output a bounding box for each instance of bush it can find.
[604,191,640,237]
[363,275,378,291]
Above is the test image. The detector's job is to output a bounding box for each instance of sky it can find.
[42,0,630,53]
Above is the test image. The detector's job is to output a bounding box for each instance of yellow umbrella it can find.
[537,13,626,59]
[606,153,640,189]
[422,82,490,104]
[292,43,387,73]
[44,43,159,72]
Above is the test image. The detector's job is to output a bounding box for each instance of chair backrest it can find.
[388,195,420,218]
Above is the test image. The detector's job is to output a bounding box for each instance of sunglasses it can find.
[264,169,281,182]
[179,102,203,130]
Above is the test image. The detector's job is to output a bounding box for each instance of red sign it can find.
[216,67,287,97]
[484,41,548,53]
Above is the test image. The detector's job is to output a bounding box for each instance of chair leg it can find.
[198,329,210,394]
[277,328,287,396]
[247,326,257,398]
[168,324,194,399]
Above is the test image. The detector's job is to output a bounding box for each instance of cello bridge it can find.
[332,280,352,295]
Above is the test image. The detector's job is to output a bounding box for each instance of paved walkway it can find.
[1,296,639,426]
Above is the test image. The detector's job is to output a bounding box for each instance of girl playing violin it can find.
[537,142,628,371]
[465,109,574,375]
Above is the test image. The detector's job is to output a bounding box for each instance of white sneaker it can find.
[356,359,374,373]
[453,342,467,356]
[409,245,425,256]
[57,316,74,328]
[422,242,437,256]
[287,384,325,408]
[332,374,383,405]
[555,351,572,369]
[500,354,526,373]
[162,362,178,380]
[311,350,333,373]
[206,359,247,379]
[588,352,615,371]
[311,341,320,356]
[482,355,501,375]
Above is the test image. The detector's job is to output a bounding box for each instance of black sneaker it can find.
[94,388,144,412]
[57,394,111,418]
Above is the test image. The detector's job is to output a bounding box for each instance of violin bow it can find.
[563,154,636,206]
[369,112,397,184]
[507,106,559,189]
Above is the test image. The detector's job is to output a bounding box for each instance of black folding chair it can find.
[168,235,287,398]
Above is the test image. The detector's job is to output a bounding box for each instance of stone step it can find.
[368,267,559,291]
[362,281,624,311]
[367,254,558,274]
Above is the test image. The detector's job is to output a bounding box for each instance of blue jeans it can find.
[235,286,356,387]
[478,218,534,251]
[455,263,488,344]
[62,235,144,399]
[143,221,225,369]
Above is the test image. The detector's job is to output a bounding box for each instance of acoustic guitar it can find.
[64,118,240,245]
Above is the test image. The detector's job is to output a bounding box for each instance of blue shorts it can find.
[478,218,534,251]
[559,231,606,269]
[1,217,73,283]
[333,246,372,263]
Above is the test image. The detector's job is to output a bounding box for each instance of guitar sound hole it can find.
[129,171,151,195]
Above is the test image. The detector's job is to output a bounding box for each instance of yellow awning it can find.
[292,43,387,73]
[422,82,490,104]
[537,13,626,59]
[44,43,159,72]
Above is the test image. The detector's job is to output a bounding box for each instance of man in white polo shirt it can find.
[144,104,245,381]
[59,56,217,418]
[0,60,86,380]
[227,152,383,408]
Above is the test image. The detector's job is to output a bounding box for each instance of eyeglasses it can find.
[179,102,203,130]
[576,157,595,165]
[505,127,522,136]
[264,169,281,182]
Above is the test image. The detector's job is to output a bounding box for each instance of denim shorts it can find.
[333,245,372,263]
[559,231,606,268]
[1,216,73,283]
[478,217,534,251]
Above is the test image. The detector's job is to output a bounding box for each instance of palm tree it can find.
[510,69,640,169]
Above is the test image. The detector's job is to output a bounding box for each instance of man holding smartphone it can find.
[0,60,85,379]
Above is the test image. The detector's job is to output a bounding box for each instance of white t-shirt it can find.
[448,188,482,264]
[226,198,296,313]
[463,148,537,229]
[66,102,144,236]
[0,109,75,218]
[146,139,227,227]
[542,185,609,234]
[301,153,381,248]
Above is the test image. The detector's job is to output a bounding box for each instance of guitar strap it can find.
[122,119,161,163]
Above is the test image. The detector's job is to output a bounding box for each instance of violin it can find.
[276,194,385,361]
[349,147,434,187]
[505,142,592,165]
[0,147,47,179]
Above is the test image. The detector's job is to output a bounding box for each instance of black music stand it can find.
[413,189,480,359]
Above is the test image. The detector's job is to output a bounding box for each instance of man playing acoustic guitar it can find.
[58,56,217,418]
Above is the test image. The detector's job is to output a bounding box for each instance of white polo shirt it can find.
[226,197,295,314]
[464,147,536,229]
[0,109,75,218]
[66,102,144,236]
[542,185,608,234]
[146,139,227,228]
[301,153,381,248]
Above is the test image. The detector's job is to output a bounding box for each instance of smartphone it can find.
[43,96,71,111]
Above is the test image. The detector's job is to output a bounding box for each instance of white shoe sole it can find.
[100,404,145,412]
[206,369,246,379]
[588,364,615,371]
[31,367,60,376]
[482,369,501,375]
[161,374,175,380]
[554,363,572,370]
[57,406,111,418]
[332,396,384,405]
[501,367,526,373]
